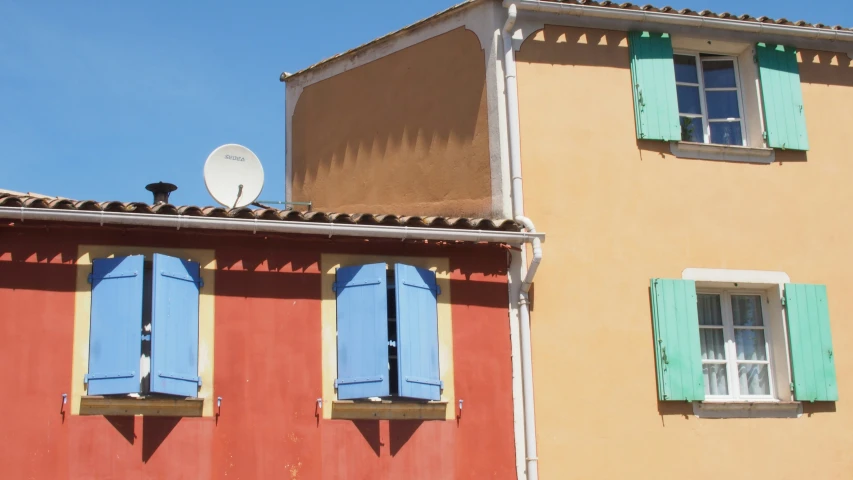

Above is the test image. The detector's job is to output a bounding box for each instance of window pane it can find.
[697,294,722,325]
[700,328,725,360]
[676,85,702,114]
[674,55,699,83]
[709,122,743,145]
[731,295,764,326]
[705,90,741,119]
[735,329,768,361]
[703,364,729,395]
[702,60,737,88]
[738,363,770,395]
[680,117,704,143]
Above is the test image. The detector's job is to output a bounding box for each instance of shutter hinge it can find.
[781,297,787,308]
[141,334,151,341]
[435,284,442,296]
[332,282,337,293]
[762,131,768,141]
[790,382,795,392]
[158,371,202,386]
[334,376,383,388]
[87,273,93,284]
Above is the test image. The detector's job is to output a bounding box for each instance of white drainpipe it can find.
[0,207,544,245]
[503,3,541,479]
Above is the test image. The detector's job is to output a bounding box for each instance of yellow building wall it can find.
[516,25,853,479]
[290,27,494,218]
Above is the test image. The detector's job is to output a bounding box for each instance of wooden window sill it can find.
[693,400,801,418]
[331,400,448,420]
[80,396,203,417]
[670,141,776,164]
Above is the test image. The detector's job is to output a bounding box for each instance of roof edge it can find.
[280,0,480,83]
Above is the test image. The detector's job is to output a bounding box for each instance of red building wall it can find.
[0,224,516,479]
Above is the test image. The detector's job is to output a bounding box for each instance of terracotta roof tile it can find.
[0,192,521,232]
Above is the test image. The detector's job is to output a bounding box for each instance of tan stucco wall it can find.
[290,27,493,217]
[516,25,853,479]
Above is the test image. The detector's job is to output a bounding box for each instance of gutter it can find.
[506,0,853,43]
[503,4,541,480]
[0,207,544,246]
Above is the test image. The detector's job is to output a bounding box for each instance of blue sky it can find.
[2,0,850,207]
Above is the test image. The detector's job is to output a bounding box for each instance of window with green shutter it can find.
[629,35,811,156]
[629,32,682,142]
[650,279,704,401]
[650,276,838,405]
[784,284,837,401]
[755,44,810,151]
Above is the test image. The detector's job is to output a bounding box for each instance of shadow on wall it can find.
[101,415,181,462]
[799,50,853,87]
[516,25,629,68]
[352,419,426,457]
[0,243,77,291]
[291,27,492,217]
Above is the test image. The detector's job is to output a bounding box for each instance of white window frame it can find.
[674,51,748,146]
[697,288,776,401]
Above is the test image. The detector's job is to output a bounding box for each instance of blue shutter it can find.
[334,263,390,400]
[150,254,202,397]
[395,264,442,401]
[86,255,144,395]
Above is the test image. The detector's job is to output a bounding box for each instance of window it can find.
[674,54,746,146]
[629,32,810,152]
[334,262,442,402]
[650,278,838,404]
[86,254,202,398]
[698,291,772,399]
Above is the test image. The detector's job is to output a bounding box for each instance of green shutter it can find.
[650,279,704,401]
[629,32,681,142]
[756,44,809,151]
[784,284,837,401]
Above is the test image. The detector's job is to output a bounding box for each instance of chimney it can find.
[145,182,178,205]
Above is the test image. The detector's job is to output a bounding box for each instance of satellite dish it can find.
[203,144,264,208]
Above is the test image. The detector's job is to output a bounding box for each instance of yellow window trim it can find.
[320,254,455,420]
[72,245,216,417]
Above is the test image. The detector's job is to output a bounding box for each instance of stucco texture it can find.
[516,25,853,479]
[290,27,493,218]
[0,226,516,479]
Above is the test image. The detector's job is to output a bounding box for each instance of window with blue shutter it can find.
[395,264,442,401]
[334,263,390,400]
[86,255,145,395]
[150,254,202,397]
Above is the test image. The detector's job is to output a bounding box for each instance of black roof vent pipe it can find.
[145,182,178,205]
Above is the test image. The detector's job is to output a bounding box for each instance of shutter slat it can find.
[650,279,704,401]
[785,284,837,401]
[395,264,442,401]
[629,31,681,142]
[87,256,144,395]
[335,263,390,400]
[150,254,201,397]
[756,43,809,150]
